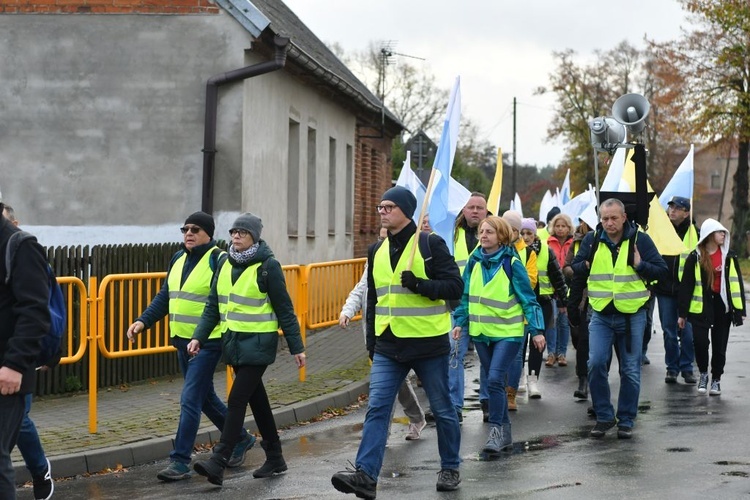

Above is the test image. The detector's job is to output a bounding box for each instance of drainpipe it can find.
[201,35,290,213]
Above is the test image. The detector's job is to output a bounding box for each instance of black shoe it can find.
[665,371,678,383]
[253,440,288,478]
[425,410,435,422]
[32,458,54,500]
[590,420,616,438]
[573,376,588,401]
[480,400,489,422]
[193,456,227,486]
[642,354,650,365]
[617,426,633,439]
[436,468,461,492]
[586,406,596,418]
[331,467,377,500]
[682,371,697,384]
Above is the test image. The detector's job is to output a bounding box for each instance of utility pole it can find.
[512,97,517,196]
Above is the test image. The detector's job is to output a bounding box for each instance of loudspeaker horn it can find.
[589,116,626,152]
[612,93,650,134]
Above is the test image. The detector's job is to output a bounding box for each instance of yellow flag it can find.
[487,148,503,214]
[621,152,685,255]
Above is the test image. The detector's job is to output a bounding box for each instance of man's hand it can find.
[126,320,145,343]
[677,317,686,330]
[451,326,462,340]
[294,353,306,368]
[400,270,422,293]
[531,334,546,353]
[338,314,351,328]
[187,339,201,356]
[0,366,22,395]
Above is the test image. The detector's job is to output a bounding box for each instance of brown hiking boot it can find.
[506,387,517,411]
[557,354,567,366]
[545,354,556,367]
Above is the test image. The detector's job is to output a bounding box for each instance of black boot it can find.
[574,376,588,401]
[253,440,288,478]
[480,400,489,422]
[193,443,230,486]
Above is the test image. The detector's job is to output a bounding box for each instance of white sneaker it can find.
[528,374,542,399]
[405,420,426,440]
[517,373,527,394]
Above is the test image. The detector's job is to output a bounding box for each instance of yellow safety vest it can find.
[689,257,745,314]
[373,235,451,337]
[217,262,278,333]
[468,256,525,338]
[678,225,698,281]
[453,227,478,275]
[167,249,223,339]
[536,242,553,296]
[587,238,650,314]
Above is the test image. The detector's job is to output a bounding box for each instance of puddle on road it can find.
[666,447,692,452]
[721,471,749,478]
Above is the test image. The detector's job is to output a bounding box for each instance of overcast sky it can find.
[283,0,690,167]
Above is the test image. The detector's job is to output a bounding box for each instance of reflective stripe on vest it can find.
[587,238,649,313]
[373,235,451,338]
[167,248,223,339]
[217,262,278,333]
[678,225,698,281]
[467,256,525,338]
[536,242,553,296]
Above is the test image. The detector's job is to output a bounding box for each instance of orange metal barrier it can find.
[51,258,366,433]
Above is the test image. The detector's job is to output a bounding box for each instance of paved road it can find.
[18,314,750,499]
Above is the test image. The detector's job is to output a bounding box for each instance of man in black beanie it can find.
[538,206,561,241]
[333,186,464,497]
[126,212,254,482]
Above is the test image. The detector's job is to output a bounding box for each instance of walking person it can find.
[678,218,745,395]
[520,217,568,400]
[656,196,699,384]
[339,228,426,441]
[452,216,545,453]
[127,212,254,481]
[568,199,667,439]
[331,186,463,499]
[0,197,51,500]
[189,213,305,486]
[546,213,574,367]
[3,205,56,499]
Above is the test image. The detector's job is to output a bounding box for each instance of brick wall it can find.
[353,133,394,258]
[0,0,219,14]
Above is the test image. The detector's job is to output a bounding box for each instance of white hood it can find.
[697,218,731,312]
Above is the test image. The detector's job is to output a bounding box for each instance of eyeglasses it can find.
[229,229,250,237]
[376,204,397,214]
[180,226,202,234]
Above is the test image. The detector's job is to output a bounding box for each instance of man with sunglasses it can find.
[127,211,254,482]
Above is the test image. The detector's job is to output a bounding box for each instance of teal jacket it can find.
[453,245,545,337]
[193,240,304,366]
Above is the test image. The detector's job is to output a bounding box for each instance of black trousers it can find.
[220,364,279,451]
[693,292,732,379]
[571,302,591,379]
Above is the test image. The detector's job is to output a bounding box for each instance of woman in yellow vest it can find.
[452,216,545,454]
[187,213,306,486]
[678,218,745,395]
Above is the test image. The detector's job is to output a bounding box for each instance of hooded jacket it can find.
[678,219,746,327]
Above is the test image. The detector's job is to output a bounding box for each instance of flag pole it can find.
[407,167,438,270]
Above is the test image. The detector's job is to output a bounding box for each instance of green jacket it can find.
[192,240,304,366]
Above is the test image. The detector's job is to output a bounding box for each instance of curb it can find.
[14,378,369,482]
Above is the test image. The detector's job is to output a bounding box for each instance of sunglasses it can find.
[180,226,202,234]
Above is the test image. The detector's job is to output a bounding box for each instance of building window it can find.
[328,137,337,235]
[307,127,317,237]
[346,144,353,234]
[711,171,721,190]
[287,119,300,236]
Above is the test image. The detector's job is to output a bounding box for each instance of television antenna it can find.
[376,41,425,101]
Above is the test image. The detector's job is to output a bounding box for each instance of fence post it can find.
[299,265,308,382]
[88,276,99,434]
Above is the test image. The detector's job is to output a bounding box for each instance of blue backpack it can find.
[4,230,66,367]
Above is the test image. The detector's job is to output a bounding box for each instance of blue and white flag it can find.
[560,169,571,205]
[427,76,461,254]
[658,144,694,210]
[396,151,427,224]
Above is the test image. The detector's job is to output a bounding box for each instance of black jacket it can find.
[366,222,463,362]
[0,218,50,393]
[654,217,698,296]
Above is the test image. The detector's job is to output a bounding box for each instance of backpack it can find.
[4,231,66,367]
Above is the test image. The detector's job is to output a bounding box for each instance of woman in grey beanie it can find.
[188,212,306,486]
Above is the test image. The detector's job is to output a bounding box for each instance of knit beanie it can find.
[502,210,523,231]
[184,211,215,239]
[546,206,561,223]
[381,186,417,220]
[521,217,537,234]
[231,212,263,242]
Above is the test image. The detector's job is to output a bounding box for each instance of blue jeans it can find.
[16,394,47,477]
[588,309,646,429]
[355,352,461,481]
[544,302,558,355]
[656,294,695,374]
[171,337,245,465]
[474,339,521,426]
[547,303,570,356]
[0,393,25,500]
[448,326,470,412]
